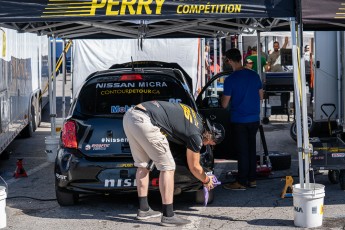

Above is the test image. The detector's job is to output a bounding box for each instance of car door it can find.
[196,71,237,160]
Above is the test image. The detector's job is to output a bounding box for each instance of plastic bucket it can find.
[45,136,60,163]
[293,183,325,228]
[0,186,7,229]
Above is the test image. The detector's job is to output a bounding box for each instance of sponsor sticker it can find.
[55,173,67,180]
[96,82,167,89]
[104,178,136,187]
[101,137,128,143]
[85,144,110,151]
[331,153,345,157]
[111,105,133,113]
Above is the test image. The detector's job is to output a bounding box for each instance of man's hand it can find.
[203,175,215,191]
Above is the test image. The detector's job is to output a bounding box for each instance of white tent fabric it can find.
[72,38,199,97]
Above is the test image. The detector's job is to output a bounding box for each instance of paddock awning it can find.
[0,0,296,39]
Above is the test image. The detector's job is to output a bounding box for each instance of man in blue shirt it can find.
[221,48,263,190]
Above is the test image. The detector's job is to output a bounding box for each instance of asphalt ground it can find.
[1,76,345,229]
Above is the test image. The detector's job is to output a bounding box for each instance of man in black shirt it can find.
[123,101,224,227]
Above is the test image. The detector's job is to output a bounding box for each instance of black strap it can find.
[134,106,148,114]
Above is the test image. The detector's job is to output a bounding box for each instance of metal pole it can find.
[257,31,262,77]
[52,36,57,136]
[298,23,311,187]
[290,19,305,188]
[48,37,54,137]
[201,38,206,88]
[219,37,223,71]
[214,37,218,75]
[62,39,66,118]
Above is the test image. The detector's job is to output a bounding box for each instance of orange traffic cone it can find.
[13,159,27,178]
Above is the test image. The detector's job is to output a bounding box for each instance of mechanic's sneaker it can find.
[161,215,191,227]
[248,181,257,188]
[136,208,162,220]
[223,181,246,190]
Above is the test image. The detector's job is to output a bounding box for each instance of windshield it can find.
[76,75,193,116]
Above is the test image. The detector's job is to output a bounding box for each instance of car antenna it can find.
[131,56,134,71]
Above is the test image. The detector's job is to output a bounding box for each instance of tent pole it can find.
[290,19,305,188]
[62,39,66,118]
[52,36,57,136]
[257,31,262,77]
[201,38,206,88]
[219,37,223,71]
[298,23,311,187]
[48,37,54,137]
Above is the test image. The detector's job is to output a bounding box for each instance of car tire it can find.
[328,170,339,184]
[339,170,345,190]
[195,188,214,205]
[266,151,291,171]
[56,187,79,206]
[290,114,314,141]
[21,107,34,138]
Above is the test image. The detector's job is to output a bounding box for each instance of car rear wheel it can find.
[328,170,339,184]
[195,189,214,205]
[56,187,79,206]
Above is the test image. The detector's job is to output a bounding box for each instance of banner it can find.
[0,0,295,22]
[302,0,345,24]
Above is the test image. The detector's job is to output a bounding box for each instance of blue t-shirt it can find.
[223,68,262,123]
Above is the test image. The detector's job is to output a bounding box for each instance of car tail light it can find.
[61,120,78,149]
[119,74,143,81]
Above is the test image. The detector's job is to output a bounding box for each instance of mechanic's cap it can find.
[205,119,225,144]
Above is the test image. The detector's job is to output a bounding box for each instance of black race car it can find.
[55,61,291,206]
[55,61,215,206]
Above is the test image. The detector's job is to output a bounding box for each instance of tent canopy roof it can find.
[0,0,345,39]
[0,0,296,39]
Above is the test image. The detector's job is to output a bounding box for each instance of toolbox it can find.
[310,137,345,170]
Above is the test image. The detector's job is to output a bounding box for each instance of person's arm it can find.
[186,149,214,189]
[221,95,231,109]
[259,88,264,100]
[282,37,289,49]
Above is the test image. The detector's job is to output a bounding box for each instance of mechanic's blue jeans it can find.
[231,121,260,186]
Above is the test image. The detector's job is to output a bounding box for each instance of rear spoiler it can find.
[109,61,193,92]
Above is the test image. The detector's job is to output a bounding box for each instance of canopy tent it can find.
[302,0,345,30]
[0,0,296,39]
[2,0,338,190]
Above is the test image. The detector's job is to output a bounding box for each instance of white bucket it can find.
[55,118,64,135]
[293,183,325,228]
[0,186,7,229]
[45,135,60,163]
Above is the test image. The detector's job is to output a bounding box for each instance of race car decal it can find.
[101,137,128,143]
[55,173,67,181]
[104,178,136,187]
[111,105,133,113]
[96,82,167,88]
[168,98,182,103]
[85,144,110,151]
[101,89,160,95]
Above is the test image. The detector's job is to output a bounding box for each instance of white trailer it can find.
[0,27,49,158]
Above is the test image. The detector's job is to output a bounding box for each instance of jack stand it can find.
[14,159,27,178]
[281,176,293,198]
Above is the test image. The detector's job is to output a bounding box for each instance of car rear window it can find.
[76,74,193,116]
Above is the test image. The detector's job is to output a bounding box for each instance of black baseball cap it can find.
[205,119,225,144]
